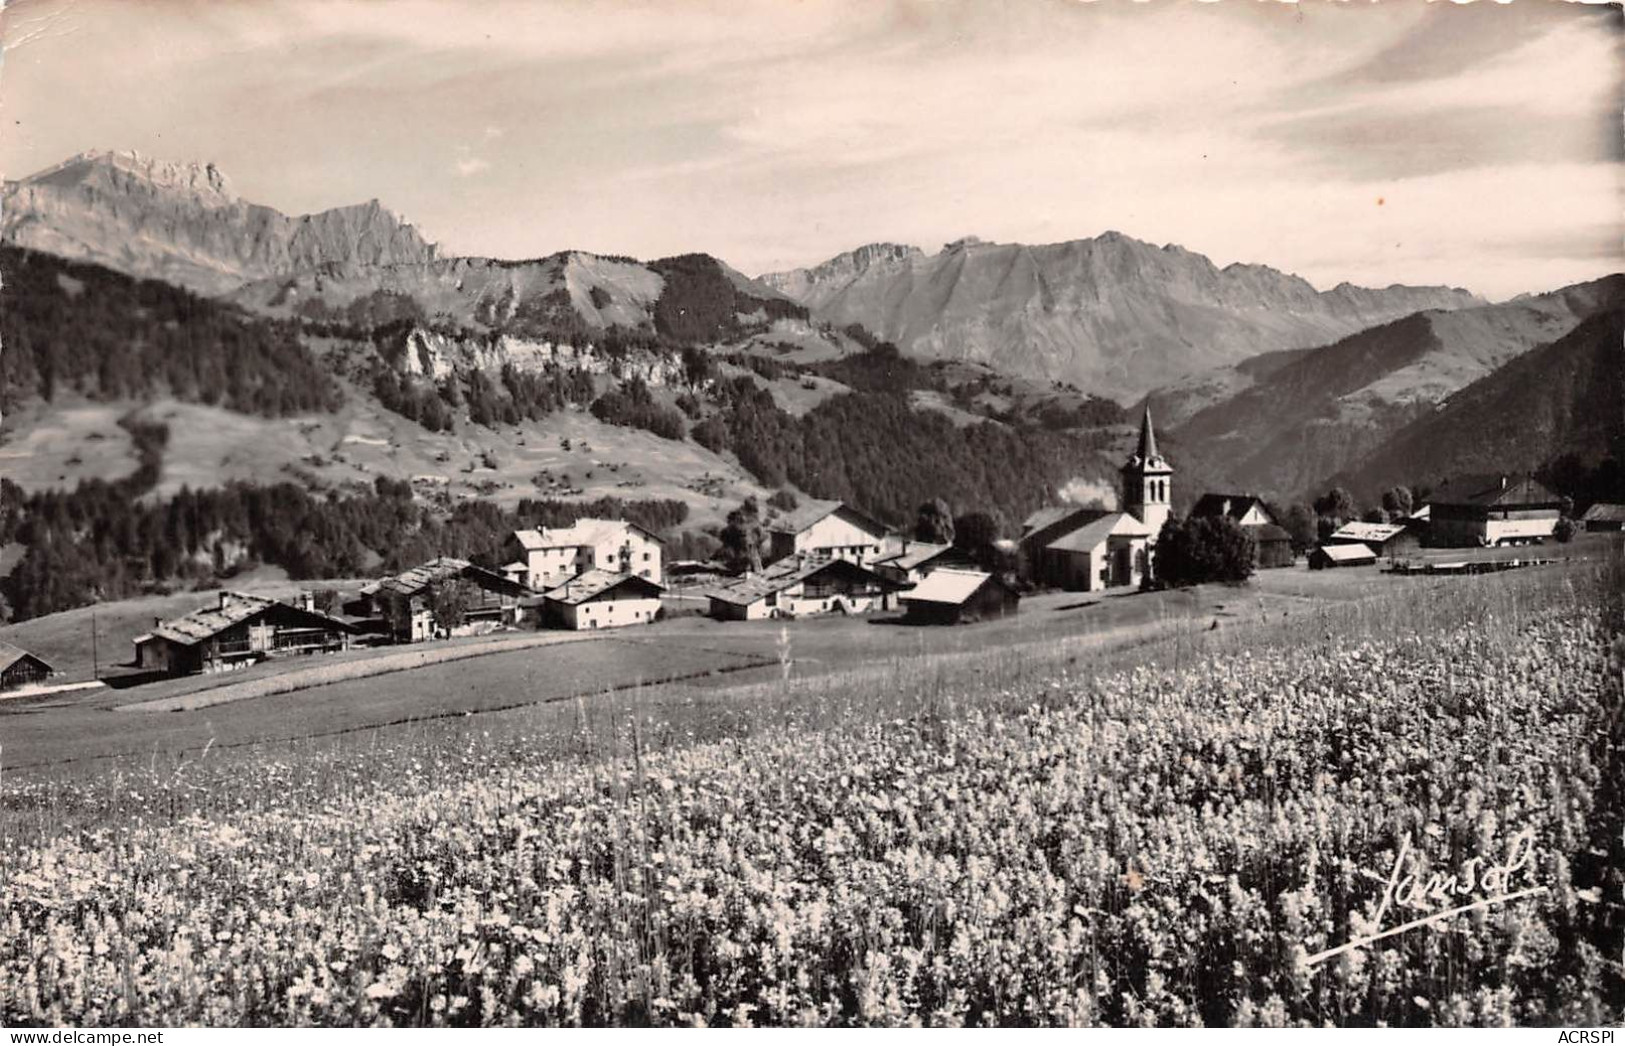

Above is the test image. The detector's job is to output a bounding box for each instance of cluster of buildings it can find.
[2,403,1617,691]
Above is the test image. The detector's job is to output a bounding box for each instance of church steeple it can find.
[1121,404,1173,538]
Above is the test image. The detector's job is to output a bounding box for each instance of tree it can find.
[952,511,1003,570]
[1362,507,1389,524]
[1554,517,1577,544]
[313,588,344,616]
[1381,486,1414,518]
[1313,487,1356,524]
[719,497,766,573]
[915,499,955,544]
[767,489,799,513]
[430,579,475,633]
[1281,504,1318,552]
[1155,515,1256,587]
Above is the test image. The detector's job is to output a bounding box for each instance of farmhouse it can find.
[1309,543,1377,570]
[766,500,890,567]
[507,519,664,590]
[1327,520,1421,558]
[1424,475,1561,547]
[1190,493,1295,568]
[0,641,54,691]
[1582,503,1625,532]
[872,540,975,587]
[361,558,530,643]
[706,557,896,621]
[134,592,357,676]
[541,570,664,630]
[900,569,1020,625]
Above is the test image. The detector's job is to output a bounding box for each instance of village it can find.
[1,407,1609,705]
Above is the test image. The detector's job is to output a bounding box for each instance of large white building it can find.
[766,500,891,567]
[506,519,664,591]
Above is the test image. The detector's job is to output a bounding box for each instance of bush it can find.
[1155,515,1256,587]
[1555,517,1578,543]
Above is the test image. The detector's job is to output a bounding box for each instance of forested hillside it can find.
[0,246,342,416]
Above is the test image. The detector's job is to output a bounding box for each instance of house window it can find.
[643,552,650,561]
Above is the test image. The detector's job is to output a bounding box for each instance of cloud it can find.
[454,157,490,177]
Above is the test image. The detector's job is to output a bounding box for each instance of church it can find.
[1018,407,1172,592]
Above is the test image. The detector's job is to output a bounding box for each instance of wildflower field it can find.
[2,559,1621,1026]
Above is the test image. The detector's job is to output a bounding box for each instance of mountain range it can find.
[758,235,1482,401]
[1,148,1619,511]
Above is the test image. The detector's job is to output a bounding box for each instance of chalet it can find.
[134,592,357,676]
[1190,493,1294,568]
[1309,543,1377,570]
[1424,475,1561,547]
[1327,520,1421,558]
[900,569,1020,625]
[1032,511,1154,592]
[0,642,54,692]
[766,500,890,567]
[1582,503,1625,532]
[541,570,664,630]
[872,540,975,588]
[506,519,664,590]
[706,557,896,621]
[362,558,529,643]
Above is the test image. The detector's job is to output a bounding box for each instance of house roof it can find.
[1329,521,1407,543]
[1249,523,1293,543]
[766,500,887,538]
[0,640,51,675]
[1582,502,1625,523]
[1046,511,1151,553]
[543,569,664,605]
[1190,493,1273,523]
[1428,474,1560,509]
[512,518,659,551]
[900,568,1005,606]
[373,557,527,599]
[1315,543,1376,562]
[705,557,887,607]
[874,541,956,572]
[150,593,356,647]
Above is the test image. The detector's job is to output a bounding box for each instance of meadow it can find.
[1,556,1620,1026]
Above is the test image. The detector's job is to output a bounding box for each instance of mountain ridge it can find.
[758,233,1482,402]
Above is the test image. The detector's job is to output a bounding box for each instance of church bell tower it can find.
[1121,405,1173,539]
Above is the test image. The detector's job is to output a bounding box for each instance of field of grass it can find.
[1,553,1618,1026]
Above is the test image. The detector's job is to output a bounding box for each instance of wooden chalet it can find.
[706,557,896,621]
[1309,543,1377,570]
[134,592,357,676]
[1424,475,1561,547]
[900,568,1020,625]
[1327,520,1421,558]
[541,570,664,630]
[1582,503,1625,532]
[361,558,529,643]
[0,641,54,691]
[872,540,975,588]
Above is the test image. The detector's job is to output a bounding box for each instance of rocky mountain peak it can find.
[23,148,238,204]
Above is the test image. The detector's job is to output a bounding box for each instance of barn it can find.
[1424,475,1561,547]
[135,592,357,675]
[1309,543,1377,570]
[1327,520,1421,558]
[1581,503,1625,532]
[766,501,890,567]
[0,641,54,692]
[900,569,1020,625]
[706,558,895,621]
[361,558,530,643]
[542,570,665,630]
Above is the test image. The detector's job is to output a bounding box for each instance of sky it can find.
[0,0,1620,299]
